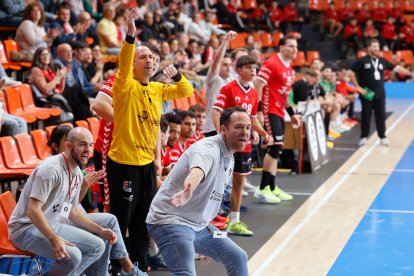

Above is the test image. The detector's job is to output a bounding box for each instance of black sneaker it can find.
[147,253,168,271]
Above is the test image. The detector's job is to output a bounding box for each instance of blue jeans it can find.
[81,213,129,276]
[147,224,248,276]
[1,113,27,136]
[11,223,105,276]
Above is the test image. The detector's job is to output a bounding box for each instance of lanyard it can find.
[62,153,78,202]
[371,58,379,72]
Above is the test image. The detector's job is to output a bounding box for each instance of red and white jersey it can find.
[94,76,115,155]
[93,76,115,206]
[188,131,205,145]
[162,147,175,168]
[257,53,294,119]
[171,140,192,160]
[214,79,259,153]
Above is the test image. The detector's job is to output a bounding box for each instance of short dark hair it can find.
[160,115,168,133]
[367,38,380,47]
[71,40,89,51]
[142,42,160,57]
[189,104,205,113]
[230,48,249,60]
[220,107,248,128]
[305,69,318,77]
[47,125,73,155]
[177,110,196,122]
[164,112,182,125]
[236,55,256,68]
[278,35,297,47]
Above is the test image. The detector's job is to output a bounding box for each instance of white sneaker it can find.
[254,186,281,204]
[359,138,368,146]
[380,138,389,147]
[243,179,257,193]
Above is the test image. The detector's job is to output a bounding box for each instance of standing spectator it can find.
[146,107,249,276]
[268,1,283,32]
[106,8,194,272]
[349,39,413,146]
[13,2,60,62]
[203,31,237,137]
[339,1,354,26]
[356,3,371,27]
[253,35,301,203]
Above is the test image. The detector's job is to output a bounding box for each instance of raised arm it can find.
[209,31,237,77]
[170,167,205,207]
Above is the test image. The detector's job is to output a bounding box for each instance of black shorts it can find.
[233,152,252,175]
[264,113,285,147]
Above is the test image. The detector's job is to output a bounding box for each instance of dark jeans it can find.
[360,95,386,139]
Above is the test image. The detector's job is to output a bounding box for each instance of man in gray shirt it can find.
[146,107,250,276]
[8,127,146,276]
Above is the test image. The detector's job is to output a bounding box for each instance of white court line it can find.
[288,192,312,196]
[333,147,357,151]
[251,102,414,276]
[369,209,414,214]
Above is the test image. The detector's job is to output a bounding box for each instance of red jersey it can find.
[373,8,388,23]
[93,76,114,206]
[283,5,298,22]
[357,10,371,24]
[339,7,354,22]
[344,24,362,38]
[188,131,205,145]
[171,140,192,160]
[382,23,396,40]
[257,54,294,119]
[336,81,358,96]
[400,24,413,44]
[269,7,283,22]
[162,146,176,168]
[325,8,339,21]
[214,80,259,153]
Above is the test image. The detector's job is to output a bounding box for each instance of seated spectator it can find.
[9,126,148,276]
[363,19,382,45]
[373,1,388,28]
[55,43,93,120]
[214,0,248,32]
[324,2,343,38]
[382,16,399,52]
[268,1,283,32]
[251,3,270,31]
[188,105,206,144]
[339,1,354,26]
[75,11,100,47]
[390,0,404,26]
[153,8,173,40]
[172,110,197,159]
[187,11,210,44]
[356,3,371,27]
[13,2,60,62]
[162,112,182,177]
[0,63,21,88]
[0,0,25,27]
[399,20,414,51]
[71,41,101,97]
[199,9,227,39]
[96,4,122,55]
[344,18,364,55]
[283,0,304,33]
[137,11,162,42]
[81,46,104,85]
[50,3,77,57]
[159,41,173,69]
[28,47,73,113]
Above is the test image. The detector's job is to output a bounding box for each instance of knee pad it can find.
[267,145,282,159]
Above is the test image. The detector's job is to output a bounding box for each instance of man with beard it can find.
[349,38,414,147]
[162,112,182,177]
[146,107,250,276]
[8,128,146,275]
[171,110,197,158]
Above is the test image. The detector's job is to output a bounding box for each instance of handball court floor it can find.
[152,99,414,276]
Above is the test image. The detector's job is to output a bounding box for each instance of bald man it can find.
[106,8,194,271]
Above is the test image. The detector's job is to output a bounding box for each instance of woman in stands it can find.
[29,47,73,114]
[13,2,60,62]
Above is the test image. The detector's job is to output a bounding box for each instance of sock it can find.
[324,112,331,135]
[148,238,159,257]
[230,212,240,224]
[269,174,275,191]
[260,171,270,190]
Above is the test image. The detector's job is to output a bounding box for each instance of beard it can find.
[71,148,86,169]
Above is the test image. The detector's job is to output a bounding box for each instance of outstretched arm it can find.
[170,167,205,207]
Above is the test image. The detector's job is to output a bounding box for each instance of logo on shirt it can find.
[138,111,149,123]
[52,203,61,213]
[235,96,241,103]
[209,190,223,202]
[123,180,132,192]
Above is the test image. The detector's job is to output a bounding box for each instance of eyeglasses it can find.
[40,52,50,57]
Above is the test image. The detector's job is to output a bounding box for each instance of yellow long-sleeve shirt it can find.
[109,40,194,166]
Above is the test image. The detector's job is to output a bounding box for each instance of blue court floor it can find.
[329,141,414,275]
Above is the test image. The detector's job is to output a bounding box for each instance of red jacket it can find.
[344,24,362,38]
[382,23,396,40]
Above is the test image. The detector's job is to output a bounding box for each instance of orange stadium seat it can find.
[14,133,42,167]
[0,151,32,180]
[2,40,31,68]
[86,117,100,143]
[188,93,197,106]
[0,137,36,169]
[396,50,413,65]
[0,191,16,221]
[292,51,307,67]
[174,97,190,111]
[306,50,321,65]
[0,41,21,71]
[75,120,89,129]
[357,50,367,58]
[260,33,273,48]
[18,84,62,117]
[308,0,328,11]
[195,88,206,107]
[30,129,52,160]
[230,32,248,49]
[379,51,394,64]
[272,32,284,48]
[3,86,37,123]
